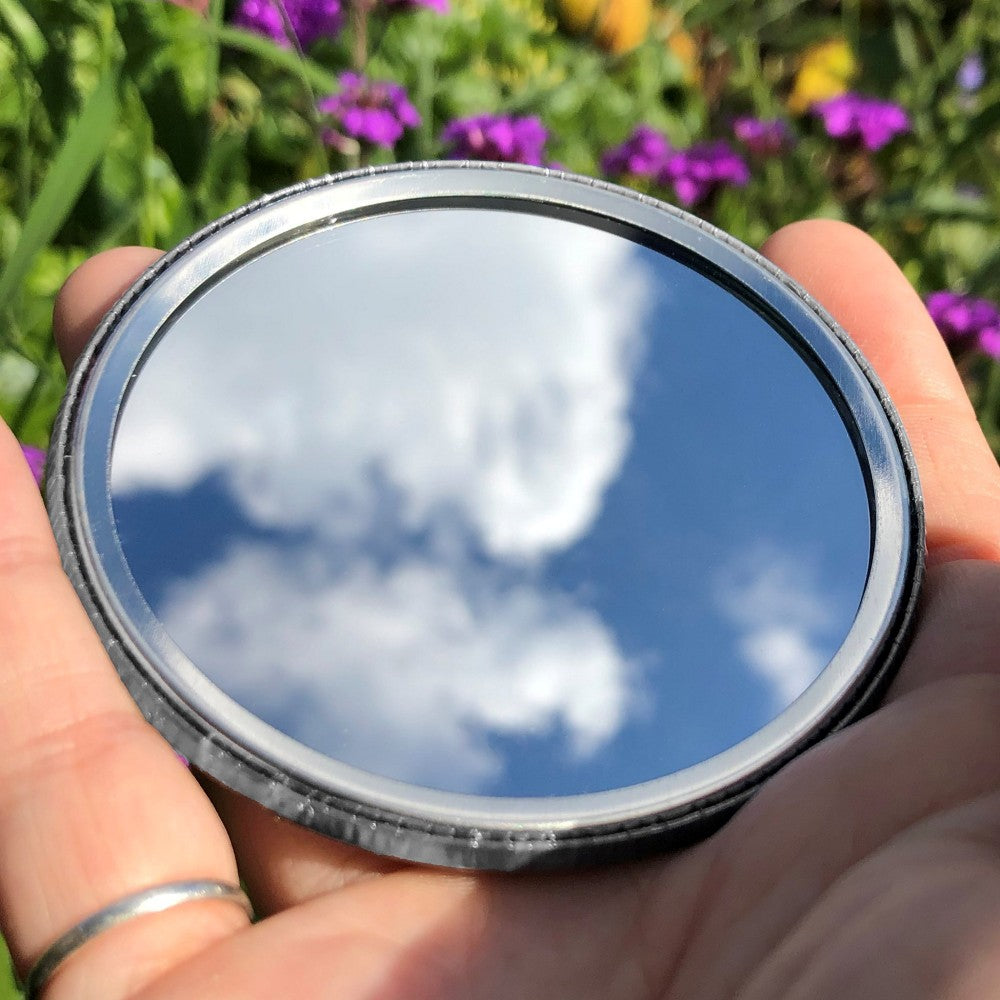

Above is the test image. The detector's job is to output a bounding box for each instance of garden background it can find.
[0,0,998,992]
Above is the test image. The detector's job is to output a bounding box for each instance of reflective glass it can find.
[111,207,871,797]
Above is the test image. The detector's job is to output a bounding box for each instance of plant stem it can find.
[205,0,224,109]
[352,0,374,71]
[271,0,330,174]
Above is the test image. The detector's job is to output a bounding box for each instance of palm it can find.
[3,222,1000,1000]
[167,560,1000,1000]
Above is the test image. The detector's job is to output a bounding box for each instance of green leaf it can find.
[0,69,118,317]
[0,0,46,65]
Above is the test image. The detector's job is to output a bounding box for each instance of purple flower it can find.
[20,444,45,486]
[601,126,671,177]
[980,326,1000,360]
[813,93,910,152]
[233,0,342,49]
[319,73,421,148]
[957,53,986,94]
[656,141,750,206]
[440,115,548,166]
[925,290,1000,358]
[732,116,791,157]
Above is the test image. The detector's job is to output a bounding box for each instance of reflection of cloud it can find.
[737,627,825,705]
[113,211,654,560]
[716,544,839,708]
[159,544,640,793]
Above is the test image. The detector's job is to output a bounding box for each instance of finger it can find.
[0,251,249,1000]
[886,558,1000,697]
[138,856,706,1000]
[205,784,408,916]
[52,247,163,368]
[762,220,1000,565]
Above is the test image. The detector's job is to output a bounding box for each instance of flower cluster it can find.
[234,0,343,49]
[732,116,790,157]
[660,142,750,205]
[602,127,749,206]
[233,0,445,45]
[925,291,1000,360]
[441,114,548,166]
[20,444,45,486]
[813,93,910,152]
[600,124,669,175]
[318,73,421,148]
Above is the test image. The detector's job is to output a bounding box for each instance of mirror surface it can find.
[110,207,871,798]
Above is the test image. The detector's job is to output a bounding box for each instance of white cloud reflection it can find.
[716,544,841,709]
[113,210,654,561]
[112,210,661,789]
[158,545,641,792]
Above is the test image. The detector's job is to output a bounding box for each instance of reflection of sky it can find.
[111,208,871,797]
[113,211,648,561]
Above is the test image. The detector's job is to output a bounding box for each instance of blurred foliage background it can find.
[0,0,998,991]
[1,0,999,462]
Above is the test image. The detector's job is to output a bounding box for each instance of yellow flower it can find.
[557,0,651,54]
[787,38,857,114]
[594,0,651,55]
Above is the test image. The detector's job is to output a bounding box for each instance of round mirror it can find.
[48,163,923,869]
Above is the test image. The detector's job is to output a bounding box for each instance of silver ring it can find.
[19,879,253,999]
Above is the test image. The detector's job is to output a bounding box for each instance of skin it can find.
[2,220,1000,999]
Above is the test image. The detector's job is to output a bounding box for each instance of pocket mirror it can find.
[48,163,923,869]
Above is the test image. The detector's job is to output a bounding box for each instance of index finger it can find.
[762,220,1000,565]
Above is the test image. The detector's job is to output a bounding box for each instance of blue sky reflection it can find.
[112,208,871,797]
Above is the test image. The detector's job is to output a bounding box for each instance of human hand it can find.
[3,221,1000,1000]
